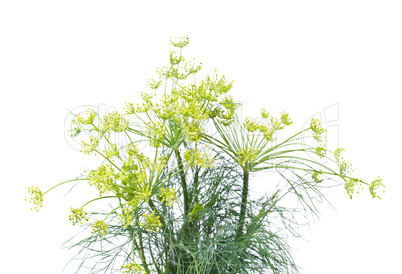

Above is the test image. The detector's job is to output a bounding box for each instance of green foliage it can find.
[27,36,384,273]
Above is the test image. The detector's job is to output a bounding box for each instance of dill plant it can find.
[26,36,384,274]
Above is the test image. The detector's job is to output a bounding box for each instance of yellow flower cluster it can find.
[146,78,162,90]
[153,94,178,121]
[80,136,99,155]
[280,112,293,126]
[181,122,205,143]
[74,108,97,125]
[26,186,43,211]
[104,143,119,159]
[333,147,353,176]
[91,220,108,237]
[315,146,326,158]
[169,50,184,66]
[243,109,293,142]
[141,210,163,232]
[312,170,323,183]
[118,206,134,229]
[129,186,152,208]
[310,118,326,142]
[124,102,136,115]
[145,120,166,148]
[69,207,88,225]
[87,164,115,196]
[369,177,385,199]
[334,147,344,162]
[159,187,178,207]
[183,147,214,168]
[119,186,152,228]
[121,262,146,274]
[344,178,363,199]
[235,146,261,167]
[170,35,190,48]
[152,155,168,173]
[101,111,128,133]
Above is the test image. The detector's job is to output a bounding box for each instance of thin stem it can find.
[235,168,250,241]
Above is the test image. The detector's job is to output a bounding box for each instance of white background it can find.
[1,1,401,273]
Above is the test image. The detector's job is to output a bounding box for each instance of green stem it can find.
[43,178,88,195]
[174,148,189,217]
[235,168,250,241]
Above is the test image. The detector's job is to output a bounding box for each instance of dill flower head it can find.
[235,146,260,168]
[369,177,385,199]
[169,35,190,48]
[312,170,323,183]
[101,111,129,133]
[183,146,214,168]
[159,187,178,207]
[87,164,115,196]
[80,136,99,155]
[91,220,108,237]
[73,108,97,125]
[310,118,326,141]
[344,178,363,199]
[315,146,326,158]
[69,207,88,225]
[141,211,163,232]
[121,262,146,274]
[334,147,345,162]
[280,112,293,126]
[26,186,43,211]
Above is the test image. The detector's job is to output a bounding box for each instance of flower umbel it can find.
[141,210,163,232]
[121,262,146,274]
[159,187,178,207]
[69,207,88,225]
[369,177,385,199]
[345,178,363,199]
[26,186,43,211]
[91,220,108,237]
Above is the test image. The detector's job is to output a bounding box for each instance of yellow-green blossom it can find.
[141,210,163,232]
[118,206,134,228]
[124,102,136,115]
[334,147,344,162]
[147,78,162,90]
[344,178,363,199]
[235,146,260,168]
[312,171,323,183]
[310,118,326,141]
[261,108,270,119]
[121,262,146,274]
[181,122,205,143]
[183,146,214,168]
[339,159,353,176]
[145,120,166,148]
[101,111,128,133]
[369,177,385,199]
[159,187,178,207]
[243,117,260,132]
[69,207,88,225]
[74,108,97,125]
[170,35,190,48]
[280,112,293,126]
[80,136,99,154]
[315,146,326,158]
[87,164,115,196]
[26,186,43,211]
[104,143,119,159]
[128,185,152,209]
[91,220,108,237]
